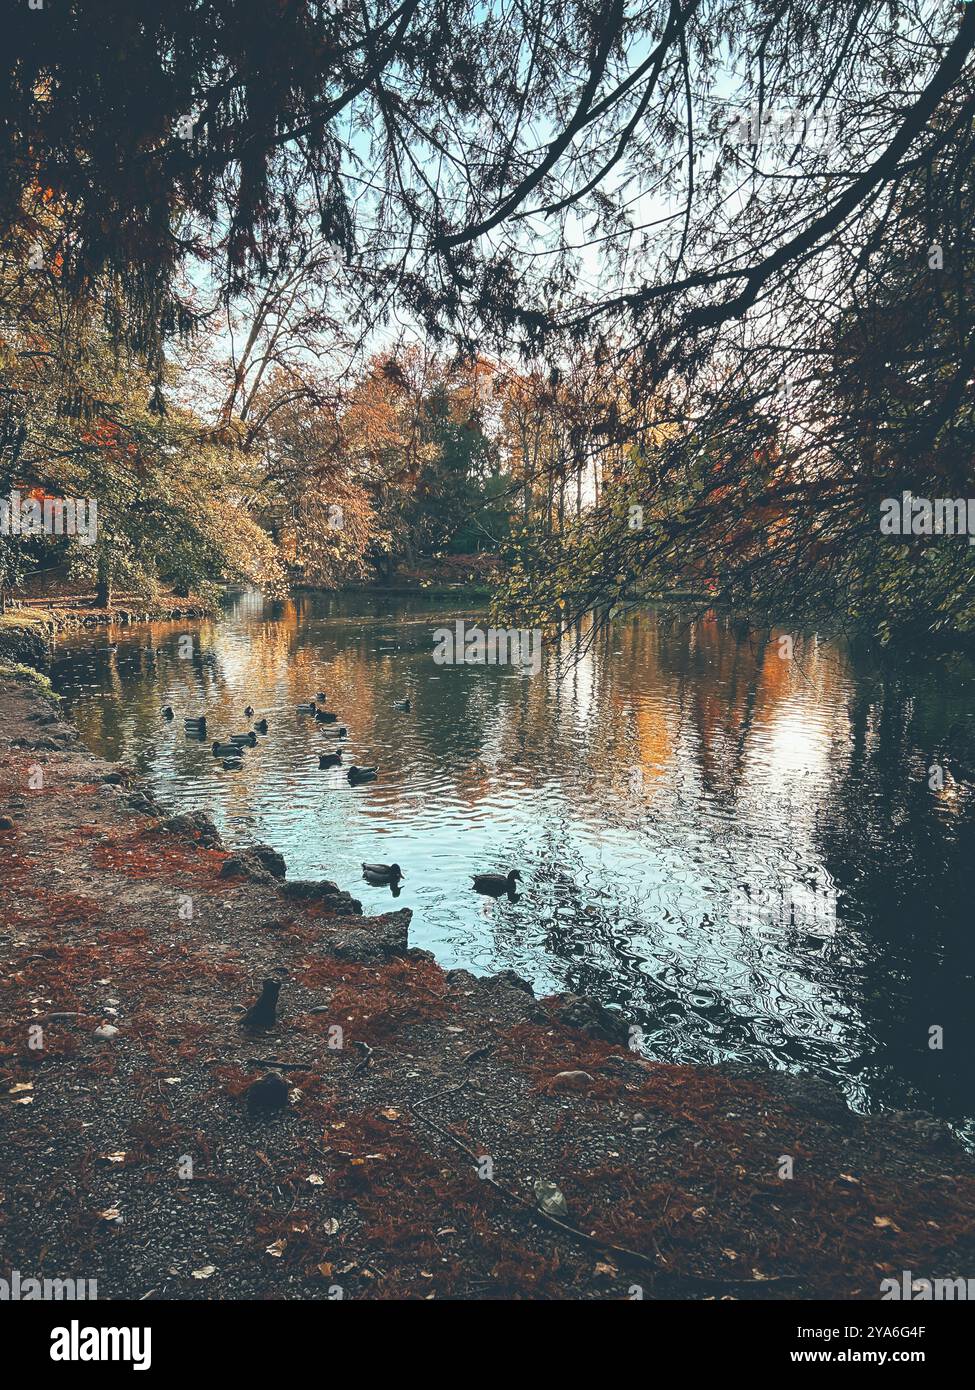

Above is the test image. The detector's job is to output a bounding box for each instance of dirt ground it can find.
[1,668,974,1301]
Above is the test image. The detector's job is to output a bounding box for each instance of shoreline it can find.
[1,667,974,1299]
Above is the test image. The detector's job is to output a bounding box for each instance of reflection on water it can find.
[52,591,975,1137]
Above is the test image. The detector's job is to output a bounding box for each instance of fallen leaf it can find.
[9,1082,33,1094]
[265,1239,286,1257]
[191,1265,217,1280]
[306,1174,325,1185]
[97,1207,122,1222]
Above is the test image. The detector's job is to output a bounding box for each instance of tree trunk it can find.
[95,556,112,608]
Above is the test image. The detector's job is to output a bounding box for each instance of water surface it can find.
[52,591,975,1137]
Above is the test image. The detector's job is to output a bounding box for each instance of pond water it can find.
[52,590,975,1138]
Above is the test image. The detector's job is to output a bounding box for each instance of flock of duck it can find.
[159,694,521,899]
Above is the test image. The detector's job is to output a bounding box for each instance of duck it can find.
[240,979,280,1030]
[212,741,242,758]
[361,862,403,882]
[161,706,174,720]
[315,710,338,723]
[230,731,257,746]
[347,765,377,784]
[316,692,327,703]
[222,758,244,770]
[101,643,118,654]
[319,750,343,768]
[320,725,347,739]
[472,869,522,897]
[392,698,411,712]
[184,715,207,728]
[253,718,268,734]
[244,705,255,717]
[297,702,316,713]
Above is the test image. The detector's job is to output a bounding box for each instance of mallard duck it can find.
[244,705,255,717]
[392,698,411,712]
[315,710,338,723]
[253,718,268,734]
[101,643,118,653]
[184,715,207,727]
[316,691,327,703]
[212,741,242,757]
[230,731,257,746]
[161,706,174,719]
[361,862,403,881]
[319,750,342,768]
[222,758,243,770]
[472,869,522,896]
[297,702,316,713]
[347,765,377,784]
[320,725,347,739]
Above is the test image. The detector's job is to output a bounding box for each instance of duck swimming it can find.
[472,869,522,897]
[392,698,411,712]
[253,718,268,734]
[320,725,347,739]
[347,765,377,783]
[297,702,316,713]
[362,862,403,882]
[230,731,257,746]
[315,710,338,723]
[244,705,255,717]
[161,706,174,719]
[319,750,342,768]
[316,692,327,703]
[212,741,242,757]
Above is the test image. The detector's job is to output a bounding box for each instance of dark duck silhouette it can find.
[319,750,343,768]
[212,740,243,757]
[472,869,522,898]
[347,765,377,784]
[241,979,281,1030]
[253,718,268,733]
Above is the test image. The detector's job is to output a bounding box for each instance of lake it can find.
[51,590,975,1139]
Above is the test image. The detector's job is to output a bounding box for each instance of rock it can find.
[161,812,224,850]
[549,993,630,1045]
[533,1179,568,1218]
[249,844,287,878]
[491,969,535,996]
[94,1024,119,1039]
[551,1070,595,1090]
[219,846,285,885]
[329,908,412,962]
[246,1071,289,1113]
[280,880,361,914]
